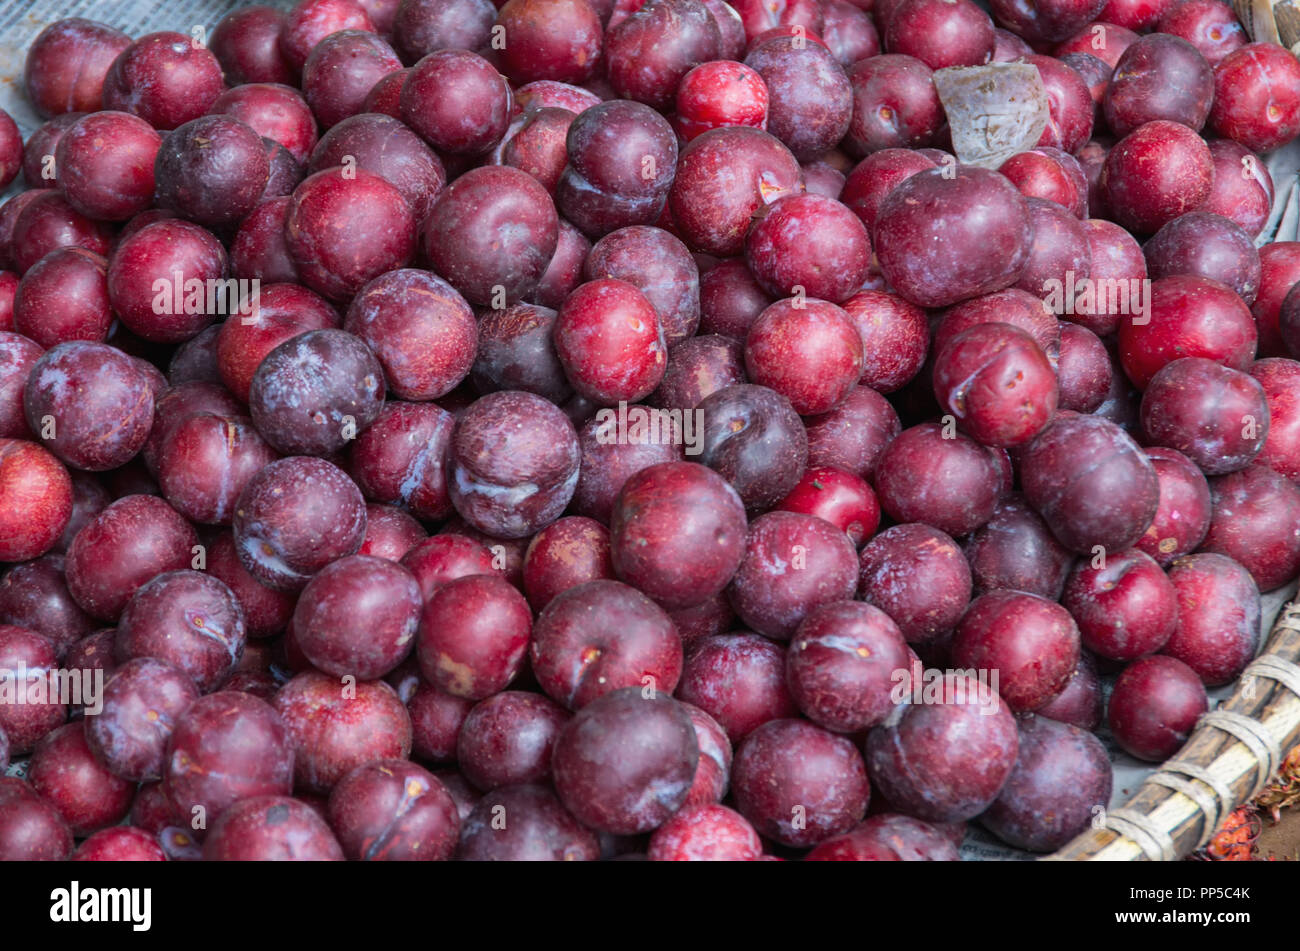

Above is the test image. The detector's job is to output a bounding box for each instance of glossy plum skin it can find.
[675,60,769,141]
[10,191,113,275]
[211,82,317,168]
[102,32,226,131]
[1062,548,1178,662]
[1209,43,1300,155]
[1139,359,1269,476]
[698,259,773,340]
[456,783,600,860]
[557,99,678,238]
[496,0,603,84]
[874,423,1002,538]
[933,323,1058,448]
[963,494,1074,601]
[163,691,295,823]
[743,36,852,162]
[981,715,1112,853]
[215,284,339,402]
[885,0,993,70]
[24,19,133,119]
[14,248,111,349]
[843,55,943,157]
[840,290,929,394]
[292,555,421,679]
[327,759,459,860]
[301,30,402,130]
[1118,275,1257,390]
[0,626,68,754]
[865,672,1019,823]
[696,384,808,511]
[250,329,385,457]
[1199,466,1300,593]
[1252,359,1300,483]
[676,633,797,742]
[786,600,910,733]
[27,723,134,836]
[805,814,960,861]
[281,0,377,72]
[727,512,858,641]
[1104,35,1214,138]
[230,199,298,284]
[669,126,800,256]
[274,671,412,795]
[745,299,863,415]
[472,302,570,404]
[1101,121,1214,235]
[646,803,762,861]
[1037,651,1103,731]
[54,111,161,222]
[157,413,279,526]
[210,6,295,85]
[154,115,272,231]
[22,341,155,472]
[401,49,512,155]
[874,167,1032,309]
[731,718,869,848]
[203,795,344,861]
[447,390,580,539]
[551,688,699,834]
[584,226,700,346]
[608,461,747,610]
[416,574,532,700]
[1057,325,1111,415]
[232,456,368,593]
[650,335,745,412]
[1136,447,1213,567]
[951,590,1080,713]
[1066,223,1149,337]
[456,691,569,790]
[348,402,454,523]
[115,570,248,693]
[1020,414,1160,554]
[1163,553,1260,686]
[1107,654,1207,760]
[310,114,444,221]
[65,495,198,622]
[0,440,71,564]
[424,166,558,308]
[804,385,900,481]
[605,0,721,109]
[555,279,666,404]
[84,657,200,782]
[1145,213,1261,306]
[531,579,681,708]
[776,465,879,548]
[344,270,475,401]
[0,554,94,652]
[285,168,417,302]
[73,826,167,862]
[858,524,972,645]
[108,219,229,344]
[0,331,41,438]
[0,777,73,860]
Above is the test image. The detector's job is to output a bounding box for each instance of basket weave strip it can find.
[1049,601,1300,861]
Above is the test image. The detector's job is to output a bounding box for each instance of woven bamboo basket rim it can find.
[1048,599,1300,861]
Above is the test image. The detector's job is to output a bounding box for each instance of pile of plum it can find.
[1,0,1300,862]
